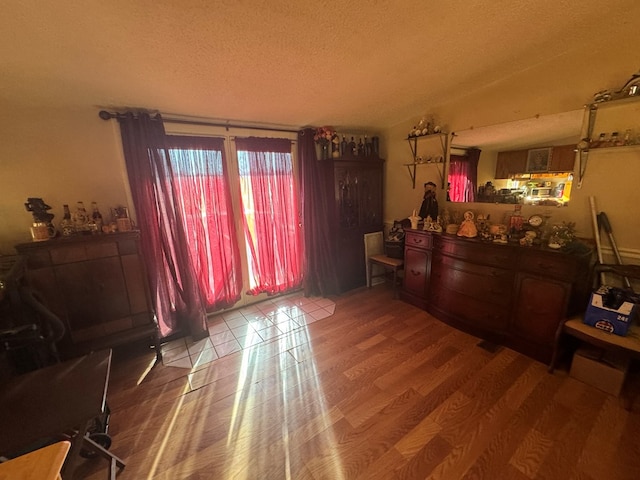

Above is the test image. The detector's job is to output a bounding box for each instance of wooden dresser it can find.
[400,230,594,363]
[15,232,158,358]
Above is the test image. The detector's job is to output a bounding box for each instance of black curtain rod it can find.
[98,110,300,134]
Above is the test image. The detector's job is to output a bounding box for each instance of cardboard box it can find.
[583,286,638,336]
[569,347,629,396]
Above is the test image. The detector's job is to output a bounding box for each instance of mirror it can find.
[448,109,584,205]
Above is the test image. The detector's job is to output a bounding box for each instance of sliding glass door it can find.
[164,130,302,312]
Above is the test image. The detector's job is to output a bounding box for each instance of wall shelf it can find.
[577,95,640,188]
[403,159,446,189]
[405,133,449,189]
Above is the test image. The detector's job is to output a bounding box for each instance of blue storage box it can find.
[583,286,638,336]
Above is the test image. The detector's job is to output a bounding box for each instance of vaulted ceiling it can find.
[3,1,640,132]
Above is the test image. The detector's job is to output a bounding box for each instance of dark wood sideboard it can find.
[15,232,159,358]
[400,230,594,363]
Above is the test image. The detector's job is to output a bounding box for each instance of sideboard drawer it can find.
[431,259,512,307]
[404,230,432,250]
[434,237,515,267]
[517,251,579,280]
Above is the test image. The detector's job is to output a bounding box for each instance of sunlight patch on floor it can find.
[160,292,336,369]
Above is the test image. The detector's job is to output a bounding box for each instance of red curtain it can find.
[298,129,340,296]
[235,137,303,296]
[117,113,209,340]
[165,136,242,310]
[448,149,481,202]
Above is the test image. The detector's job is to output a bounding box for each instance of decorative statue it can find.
[25,197,57,240]
[457,210,478,238]
[419,181,439,221]
[25,197,55,224]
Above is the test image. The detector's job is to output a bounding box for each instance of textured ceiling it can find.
[2,0,640,131]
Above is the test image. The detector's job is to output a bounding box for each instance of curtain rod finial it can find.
[99,110,113,120]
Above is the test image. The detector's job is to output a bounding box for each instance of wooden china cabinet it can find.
[322,155,384,293]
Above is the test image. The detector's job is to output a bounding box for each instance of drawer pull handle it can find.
[412,238,423,244]
[410,269,421,276]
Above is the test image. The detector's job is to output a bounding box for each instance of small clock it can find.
[528,214,543,227]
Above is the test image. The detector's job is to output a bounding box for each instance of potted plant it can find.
[548,221,576,249]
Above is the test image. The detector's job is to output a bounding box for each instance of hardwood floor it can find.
[76,285,640,479]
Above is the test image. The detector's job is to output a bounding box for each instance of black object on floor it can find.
[477,340,502,353]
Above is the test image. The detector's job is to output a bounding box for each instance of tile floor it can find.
[160,291,336,370]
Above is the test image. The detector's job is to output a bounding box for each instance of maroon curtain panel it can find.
[449,148,481,202]
[164,135,243,310]
[117,113,208,340]
[298,128,340,296]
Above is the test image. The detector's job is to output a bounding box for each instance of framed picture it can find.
[526,147,552,172]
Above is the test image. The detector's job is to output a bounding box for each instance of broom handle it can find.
[599,212,632,288]
[589,196,605,285]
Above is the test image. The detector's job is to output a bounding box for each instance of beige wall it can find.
[0,105,132,254]
[381,99,640,264]
[2,96,639,267]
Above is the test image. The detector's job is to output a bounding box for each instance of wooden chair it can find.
[549,264,640,407]
[0,440,70,480]
[364,232,404,297]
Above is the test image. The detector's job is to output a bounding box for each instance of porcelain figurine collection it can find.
[405,205,577,250]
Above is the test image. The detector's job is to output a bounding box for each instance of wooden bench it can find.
[550,264,640,408]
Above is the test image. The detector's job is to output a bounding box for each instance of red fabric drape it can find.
[165,136,242,310]
[235,137,303,296]
[448,149,481,203]
[298,129,340,296]
[117,113,208,340]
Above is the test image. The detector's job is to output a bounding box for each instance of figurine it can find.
[423,215,432,231]
[419,182,439,221]
[25,197,56,238]
[491,224,508,244]
[408,209,421,230]
[519,230,537,246]
[424,215,443,233]
[457,210,478,238]
[25,197,54,224]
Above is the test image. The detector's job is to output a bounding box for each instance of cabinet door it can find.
[334,164,382,229]
[403,247,430,297]
[334,166,360,228]
[55,257,129,331]
[495,149,528,178]
[549,144,576,172]
[512,273,570,344]
[357,166,383,227]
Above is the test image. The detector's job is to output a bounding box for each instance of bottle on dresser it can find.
[60,204,75,236]
[90,202,103,233]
